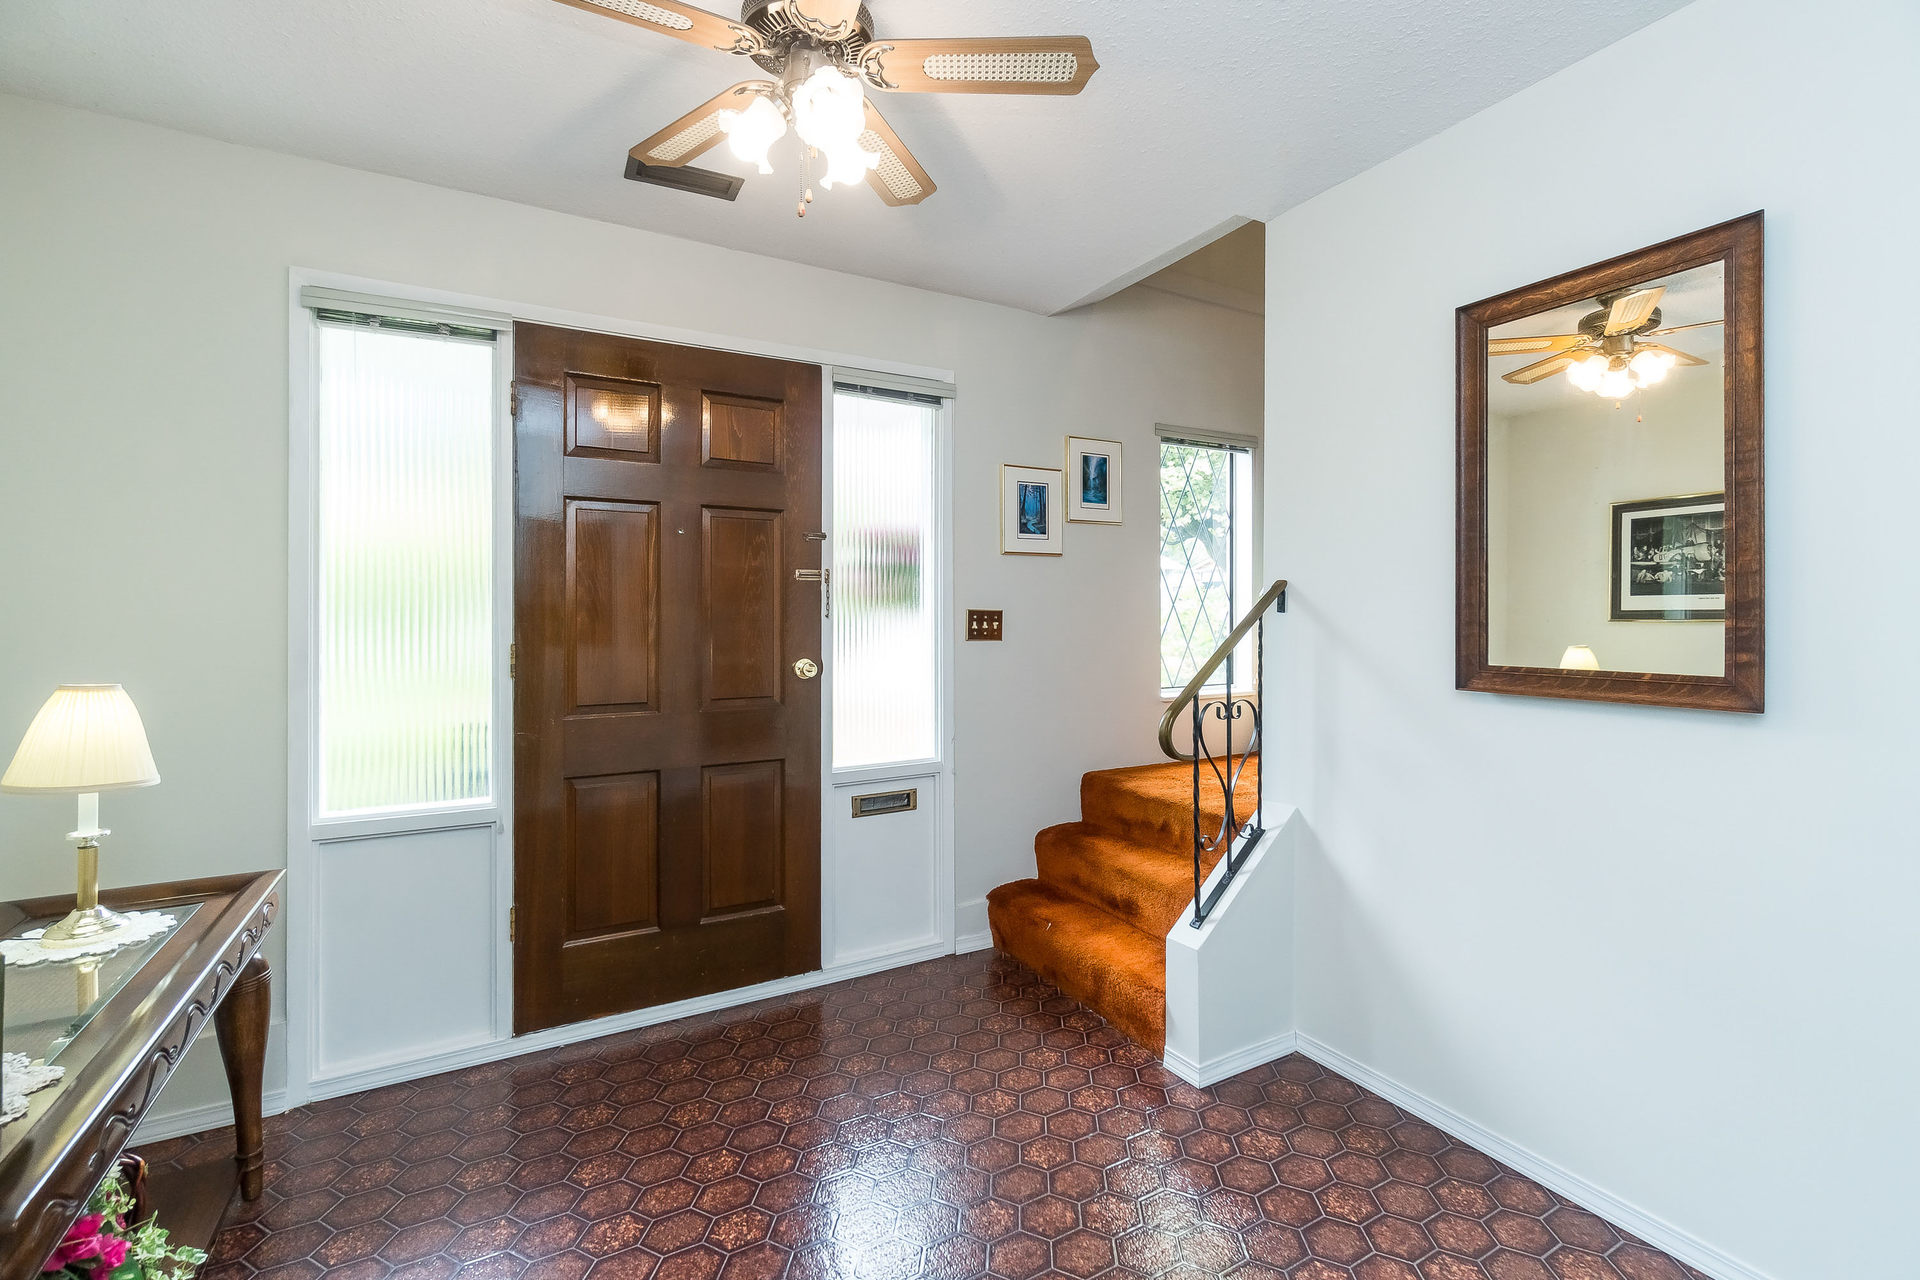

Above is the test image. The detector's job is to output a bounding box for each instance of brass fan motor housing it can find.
[741,1,877,74]
[1579,293,1663,339]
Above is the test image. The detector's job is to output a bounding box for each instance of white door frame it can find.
[285,267,957,1107]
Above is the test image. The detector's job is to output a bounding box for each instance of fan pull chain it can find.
[796,145,816,218]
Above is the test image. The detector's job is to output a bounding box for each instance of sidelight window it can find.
[831,385,941,770]
[313,317,496,816]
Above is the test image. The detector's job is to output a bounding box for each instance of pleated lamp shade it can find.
[1,685,161,793]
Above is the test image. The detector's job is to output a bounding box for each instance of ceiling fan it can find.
[554,0,1100,215]
[1490,286,1721,399]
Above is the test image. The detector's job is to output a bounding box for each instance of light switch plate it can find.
[966,610,1004,641]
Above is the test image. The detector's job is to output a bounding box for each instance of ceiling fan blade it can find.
[1636,342,1709,367]
[1647,319,1725,337]
[784,0,862,39]
[630,82,775,168]
[550,0,764,56]
[859,100,936,207]
[1488,334,1585,357]
[859,36,1100,95]
[1603,286,1666,336]
[1502,352,1583,385]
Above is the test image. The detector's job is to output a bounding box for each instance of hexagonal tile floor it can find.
[145,951,1710,1280]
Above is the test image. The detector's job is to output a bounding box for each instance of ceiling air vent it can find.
[623,155,744,201]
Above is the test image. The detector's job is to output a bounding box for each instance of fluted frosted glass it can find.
[316,323,494,815]
[832,391,938,770]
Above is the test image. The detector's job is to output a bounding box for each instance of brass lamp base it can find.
[40,835,133,949]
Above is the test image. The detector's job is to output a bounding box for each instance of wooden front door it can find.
[512,323,823,1033]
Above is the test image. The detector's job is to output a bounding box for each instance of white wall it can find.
[0,93,1261,1114]
[1263,2,1919,1277]
[1488,370,1724,675]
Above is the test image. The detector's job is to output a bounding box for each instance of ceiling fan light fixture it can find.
[1596,364,1635,400]
[1629,347,1677,388]
[719,93,788,174]
[1566,351,1608,394]
[791,64,880,189]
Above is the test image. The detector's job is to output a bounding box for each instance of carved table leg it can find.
[213,955,271,1201]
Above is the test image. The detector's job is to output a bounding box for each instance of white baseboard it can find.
[1163,1031,1298,1088]
[304,939,954,1104]
[132,1090,292,1144]
[1296,1034,1772,1280]
[954,929,994,954]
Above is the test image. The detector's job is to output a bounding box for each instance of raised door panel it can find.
[566,772,660,939]
[701,760,783,918]
[567,500,659,712]
[703,393,782,470]
[702,507,781,705]
[567,374,660,460]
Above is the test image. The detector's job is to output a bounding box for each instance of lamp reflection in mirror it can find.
[1560,645,1601,671]
[0,685,160,947]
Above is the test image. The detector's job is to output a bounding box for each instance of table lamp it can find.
[1,685,160,947]
[1559,645,1601,671]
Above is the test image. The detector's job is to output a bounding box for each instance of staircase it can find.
[986,758,1259,1053]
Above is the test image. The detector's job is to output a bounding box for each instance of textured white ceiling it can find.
[0,0,1693,314]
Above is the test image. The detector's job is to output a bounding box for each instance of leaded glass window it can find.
[1159,438,1253,694]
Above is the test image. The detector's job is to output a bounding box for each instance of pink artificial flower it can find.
[43,1212,129,1274]
[44,1214,106,1270]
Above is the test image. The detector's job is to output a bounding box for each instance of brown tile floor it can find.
[147,952,1709,1280]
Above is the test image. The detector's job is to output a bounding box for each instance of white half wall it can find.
[1163,809,1297,1088]
[0,92,1262,1123]
[1263,2,1920,1278]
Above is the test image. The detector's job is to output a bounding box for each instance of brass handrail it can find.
[1157,579,1288,762]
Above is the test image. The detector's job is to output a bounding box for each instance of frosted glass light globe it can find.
[792,66,880,189]
[719,94,788,174]
[1629,348,1678,387]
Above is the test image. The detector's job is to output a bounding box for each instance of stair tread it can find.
[1081,760,1260,859]
[987,880,1167,1049]
[1035,822,1215,939]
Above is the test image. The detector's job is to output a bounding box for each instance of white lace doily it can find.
[0,910,177,967]
[1,1052,65,1125]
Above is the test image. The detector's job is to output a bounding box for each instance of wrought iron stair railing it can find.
[1156,578,1287,926]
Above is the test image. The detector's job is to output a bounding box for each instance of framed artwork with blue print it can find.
[1066,436,1123,524]
[1000,464,1064,555]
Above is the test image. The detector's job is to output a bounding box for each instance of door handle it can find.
[792,658,820,680]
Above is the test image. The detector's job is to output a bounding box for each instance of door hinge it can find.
[509,906,516,941]
[509,383,519,418]
[509,642,516,678]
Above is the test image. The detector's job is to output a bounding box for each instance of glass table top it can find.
[2,903,200,1065]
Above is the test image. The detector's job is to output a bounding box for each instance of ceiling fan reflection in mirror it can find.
[556,0,1099,215]
[1491,286,1722,400]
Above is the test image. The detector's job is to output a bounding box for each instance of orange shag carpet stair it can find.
[987,759,1258,1054]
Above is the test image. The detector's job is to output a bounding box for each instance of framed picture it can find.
[1610,494,1726,620]
[1000,465,1064,556]
[1066,436,1123,524]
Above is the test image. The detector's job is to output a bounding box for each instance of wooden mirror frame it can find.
[1456,212,1765,712]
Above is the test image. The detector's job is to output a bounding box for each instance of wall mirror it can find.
[1457,213,1764,712]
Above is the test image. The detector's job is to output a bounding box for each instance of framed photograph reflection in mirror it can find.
[1457,213,1763,712]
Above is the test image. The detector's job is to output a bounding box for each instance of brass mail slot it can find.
[851,788,918,818]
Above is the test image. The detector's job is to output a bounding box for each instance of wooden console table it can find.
[0,871,281,1279]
